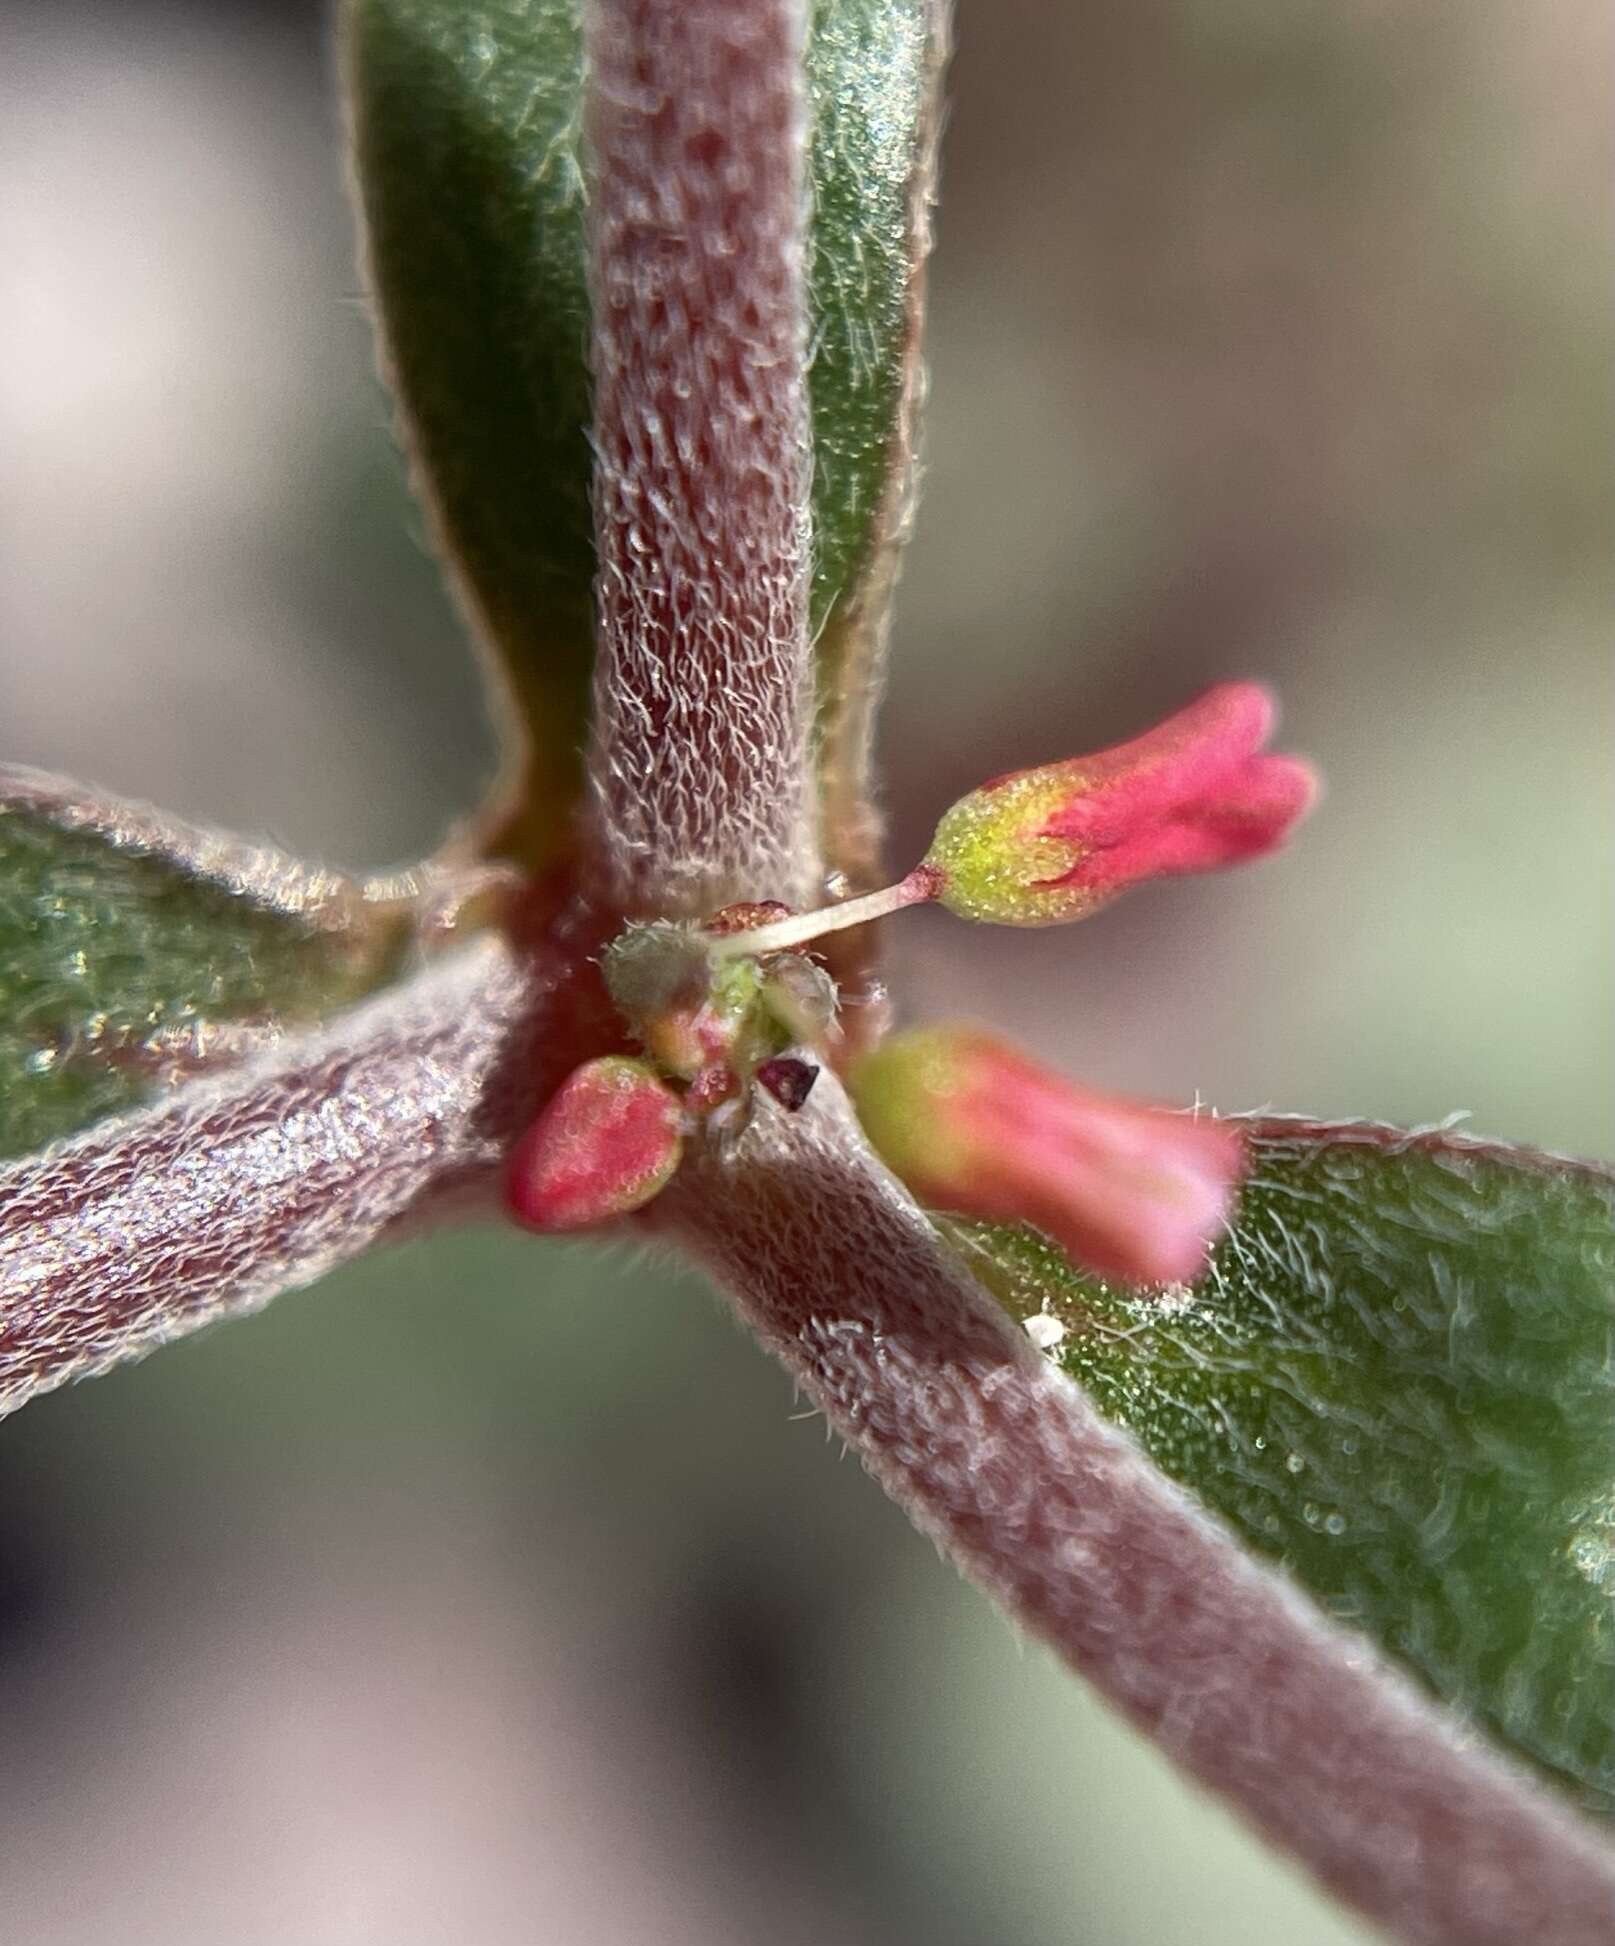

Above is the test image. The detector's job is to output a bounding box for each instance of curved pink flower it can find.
[925,682,1317,926]
[853,1025,1246,1287]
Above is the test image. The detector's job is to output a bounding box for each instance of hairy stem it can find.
[584,0,820,917]
[664,1076,1615,1946]
[0,939,540,1418]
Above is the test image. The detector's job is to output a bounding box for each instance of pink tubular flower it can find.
[506,1056,684,1233]
[851,1026,1247,1288]
[923,681,1317,926]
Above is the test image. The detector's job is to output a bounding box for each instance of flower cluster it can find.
[506,682,1313,1287]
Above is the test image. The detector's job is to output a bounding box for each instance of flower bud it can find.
[923,682,1315,926]
[851,1026,1245,1287]
[505,1056,683,1233]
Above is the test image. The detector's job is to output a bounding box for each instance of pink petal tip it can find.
[853,1027,1246,1288]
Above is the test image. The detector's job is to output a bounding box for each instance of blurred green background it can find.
[0,0,1608,1940]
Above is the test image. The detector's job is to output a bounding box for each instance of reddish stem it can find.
[585,0,819,917]
[0,935,562,1418]
[664,1079,1615,1946]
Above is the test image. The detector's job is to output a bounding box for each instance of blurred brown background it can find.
[0,1,1609,1941]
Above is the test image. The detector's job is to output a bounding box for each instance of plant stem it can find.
[583,0,819,916]
[665,1078,1615,1946]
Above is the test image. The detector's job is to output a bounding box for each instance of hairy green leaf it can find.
[0,775,417,1160]
[805,0,942,880]
[348,0,595,865]
[346,0,942,871]
[950,1121,1615,1816]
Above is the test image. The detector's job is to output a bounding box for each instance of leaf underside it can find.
[954,1121,1615,1816]
[0,787,407,1161]
[347,0,939,864]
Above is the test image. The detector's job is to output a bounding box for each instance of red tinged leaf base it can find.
[505,1056,684,1233]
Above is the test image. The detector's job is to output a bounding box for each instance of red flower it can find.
[853,1026,1246,1287]
[924,682,1316,926]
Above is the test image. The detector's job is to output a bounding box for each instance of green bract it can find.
[347,0,941,868]
[0,784,411,1161]
[954,1122,1615,1814]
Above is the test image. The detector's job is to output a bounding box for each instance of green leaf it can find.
[804,0,942,878]
[346,0,942,871]
[0,774,418,1161]
[347,0,595,866]
[950,1120,1615,1816]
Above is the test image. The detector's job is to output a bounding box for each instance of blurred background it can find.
[0,0,1609,1940]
